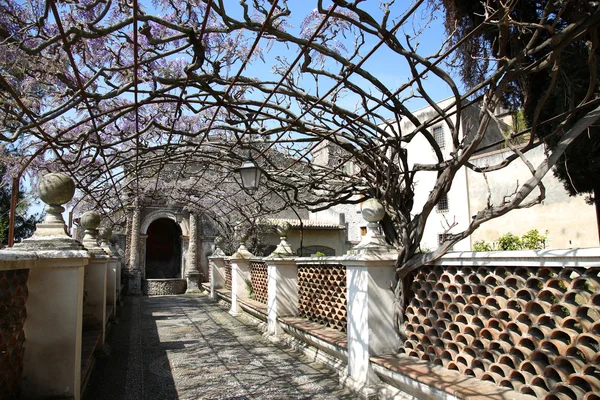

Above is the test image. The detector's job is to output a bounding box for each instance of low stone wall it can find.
[143,278,187,295]
[403,263,600,399]
[0,269,29,398]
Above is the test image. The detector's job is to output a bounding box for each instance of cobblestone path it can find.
[84,294,355,400]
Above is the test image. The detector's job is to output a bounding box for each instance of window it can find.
[433,126,445,149]
[436,193,449,213]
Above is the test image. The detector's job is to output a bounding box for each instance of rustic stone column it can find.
[81,211,109,345]
[2,172,90,400]
[139,234,148,279]
[125,204,142,294]
[123,210,132,264]
[186,212,201,291]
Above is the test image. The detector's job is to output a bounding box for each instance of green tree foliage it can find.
[0,166,42,246]
[440,0,600,229]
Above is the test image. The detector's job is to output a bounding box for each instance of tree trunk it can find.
[595,186,600,246]
[8,177,18,247]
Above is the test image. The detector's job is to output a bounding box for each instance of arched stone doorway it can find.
[145,218,182,279]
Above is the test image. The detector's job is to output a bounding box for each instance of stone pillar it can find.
[125,203,142,294]
[342,199,399,395]
[208,237,226,299]
[109,234,123,301]
[81,211,109,345]
[99,228,119,319]
[230,227,253,316]
[230,257,251,316]
[186,212,201,291]
[265,257,298,336]
[2,172,90,400]
[344,255,399,392]
[199,236,215,281]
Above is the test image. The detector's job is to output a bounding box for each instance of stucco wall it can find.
[467,146,598,248]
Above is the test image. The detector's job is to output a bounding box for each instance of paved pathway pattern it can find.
[84,294,355,400]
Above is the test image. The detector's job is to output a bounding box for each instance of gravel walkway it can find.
[84,294,356,400]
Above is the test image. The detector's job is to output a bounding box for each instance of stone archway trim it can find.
[140,209,189,236]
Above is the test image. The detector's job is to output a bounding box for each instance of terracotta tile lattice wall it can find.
[298,264,347,332]
[250,261,268,305]
[0,269,29,398]
[224,259,232,290]
[403,265,600,399]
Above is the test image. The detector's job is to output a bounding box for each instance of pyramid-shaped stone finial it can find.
[99,227,117,256]
[212,236,226,257]
[232,224,253,259]
[268,222,294,258]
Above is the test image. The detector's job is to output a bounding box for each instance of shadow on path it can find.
[84,294,355,400]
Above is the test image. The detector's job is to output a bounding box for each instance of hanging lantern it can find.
[237,156,262,195]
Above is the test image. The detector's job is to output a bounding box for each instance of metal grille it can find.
[434,126,445,149]
[297,264,347,332]
[403,264,600,399]
[436,193,449,213]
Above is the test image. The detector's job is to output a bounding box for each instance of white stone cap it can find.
[295,252,399,265]
[0,249,90,271]
[435,247,600,268]
[0,249,90,260]
[263,257,297,264]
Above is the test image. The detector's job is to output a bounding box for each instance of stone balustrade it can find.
[0,173,123,400]
[208,201,600,400]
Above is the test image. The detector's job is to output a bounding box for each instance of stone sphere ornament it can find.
[361,199,386,223]
[38,172,75,206]
[80,211,101,230]
[277,222,292,237]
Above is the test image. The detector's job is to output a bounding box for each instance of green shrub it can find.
[473,240,493,251]
[521,229,548,250]
[498,233,522,250]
